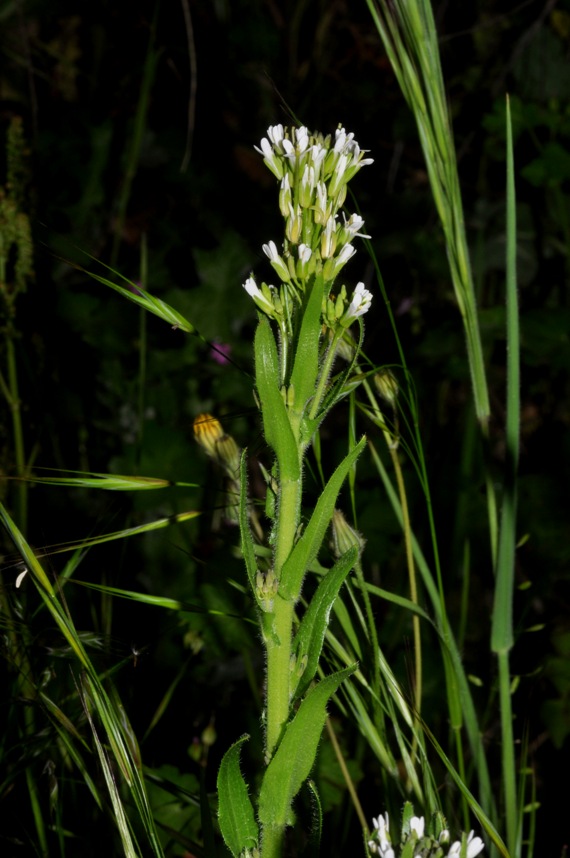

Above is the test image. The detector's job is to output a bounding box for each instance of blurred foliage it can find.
[0,0,569,855]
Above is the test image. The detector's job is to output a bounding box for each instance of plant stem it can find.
[2,331,28,530]
[265,474,300,758]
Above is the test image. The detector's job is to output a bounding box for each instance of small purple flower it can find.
[210,340,232,365]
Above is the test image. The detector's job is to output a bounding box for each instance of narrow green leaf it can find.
[292,546,358,699]
[24,470,197,490]
[77,262,197,333]
[70,579,254,622]
[25,509,201,564]
[288,273,326,417]
[254,318,300,480]
[491,92,520,655]
[42,707,103,810]
[279,438,366,601]
[258,665,356,829]
[83,693,140,858]
[217,735,259,858]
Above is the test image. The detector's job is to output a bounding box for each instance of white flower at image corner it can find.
[448,831,485,858]
[409,816,425,839]
[243,276,275,314]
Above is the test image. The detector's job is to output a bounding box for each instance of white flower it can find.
[279,173,292,216]
[298,244,312,263]
[267,124,284,146]
[370,812,393,856]
[343,212,371,239]
[334,126,356,153]
[336,243,356,265]
[372,811,389,837]
[314,180,330,224]
[449,831,485,857]
[329,152,349,196]
[262,240,291,280]
[243,276,275,314]
[342,282,372,325]
[294,125,309,152]
[309,142,327,177]
[300,164,316,207]
[254,136,284,180]
[321,215,338,258]
[262,240,280,262]
[409,816,425,839]
[285,203,303,244]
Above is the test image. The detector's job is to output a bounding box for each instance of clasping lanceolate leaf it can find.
[217,735,259,858]
[257,665,356,830]
[279,437,366,601]
[254,317,300,481]
[291,545,358,699]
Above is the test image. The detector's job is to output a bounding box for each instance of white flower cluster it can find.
[367,812,484,858]
[244,125,374,327]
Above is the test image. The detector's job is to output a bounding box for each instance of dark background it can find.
[1,0,569,855]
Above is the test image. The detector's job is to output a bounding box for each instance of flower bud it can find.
[331,509,366,559]
[263,240,291,281]
[193,413,240,478]
[373,368,399,405]
[285,204,303,244]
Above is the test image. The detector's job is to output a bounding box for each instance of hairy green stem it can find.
[265,476,301,753]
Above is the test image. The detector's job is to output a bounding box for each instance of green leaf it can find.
[84,267,197,332]
[288,273,326,417]
[217,736,259,858]
[279,438,366,601]
[254,318,300,481]
[258,665,356,829]
[292,546,358,699]
[24,470,197,490]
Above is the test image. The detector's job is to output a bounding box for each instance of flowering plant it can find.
[209,125,374,858]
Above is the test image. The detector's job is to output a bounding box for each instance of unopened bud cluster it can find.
[244,125,373,330]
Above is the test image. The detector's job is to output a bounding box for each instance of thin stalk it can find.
[325,716,369,833]
[365,0,498,563]
[308,329,342,422]
[110,13,159,267]
[362,378,422,769]
[3,333,27,529]
[0,577,47,853]
[491,95,520,858]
